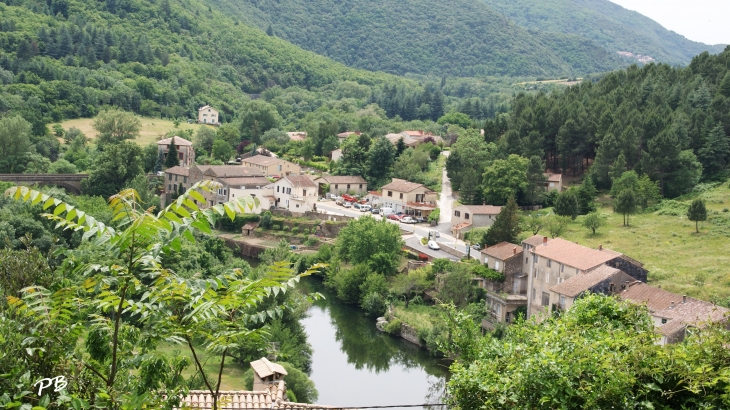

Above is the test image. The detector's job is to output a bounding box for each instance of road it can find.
[437,150,453,225]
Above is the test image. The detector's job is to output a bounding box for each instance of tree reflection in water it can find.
[300,277,450,408]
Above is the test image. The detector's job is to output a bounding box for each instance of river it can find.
[300,277,450,410]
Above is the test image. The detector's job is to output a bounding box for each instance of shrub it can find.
[472,265,504,282]
[428,208,440,223]
[420,237,428,245]
[384,318,402,335]
[304,236,319,246]
[292,226,300,234]
[361,292,387,317]
[283,225,290,231]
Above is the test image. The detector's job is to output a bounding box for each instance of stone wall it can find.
[439,244,466,259]
[399,322,422,346]
[304,211,355,223]
[403,245,433,261]
[221,237,266,258]
[606,256,648,283]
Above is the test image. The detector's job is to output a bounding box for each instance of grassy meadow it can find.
[157,342,249,390]
[54,117,208,147]
[527,182,730,302]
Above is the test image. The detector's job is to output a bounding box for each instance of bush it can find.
[420,237,428,245]
[472,265,504,282]
[361,292,387,317]
[292,226,300,234]
[304,236,319,246]
[428,208,440,223]
[384,318,402,335]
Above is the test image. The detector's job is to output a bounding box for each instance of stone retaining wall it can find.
[221,237,266,258]
[399,322,422,346]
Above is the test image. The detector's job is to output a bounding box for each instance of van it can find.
[379,207,394,216]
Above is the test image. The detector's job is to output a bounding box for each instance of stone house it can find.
[450,205,502,236]
[385,133,419,148]
[544,172,562,192]
[163,166,190,199]
[241,155,301,177]
[313,175,367,196]
[272,175,318,213]
[337,131,360,143]
[198,105,219,124]
[477,242,527,329]
[185,165,266,207]
[158,136,195,167]
[329,148,343,162]
[286,131,307,142]
[368,178,438,218]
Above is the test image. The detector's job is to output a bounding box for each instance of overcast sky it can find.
[609,0,730,45]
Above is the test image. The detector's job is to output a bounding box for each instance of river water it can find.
[299,278,450,410]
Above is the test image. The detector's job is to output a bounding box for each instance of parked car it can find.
[335,198,344,205]
[343,202,352,208]
[342,194,357,202]
[360,205,372,212]
[400,216,416,224]
[353,203,361,210]
[414,216,427,223]
[379,207,395,217]
[370,208,380,214]
[472,243,482,251]
[387,213,402,221]
[428,240,440,250]
[429,230,440,238]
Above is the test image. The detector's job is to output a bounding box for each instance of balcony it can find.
[406,201,437,210]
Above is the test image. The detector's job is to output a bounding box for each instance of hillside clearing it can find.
[54,117,209,147]
[525,182,730,302]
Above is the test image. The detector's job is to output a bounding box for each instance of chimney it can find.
[670,301,675,309]
[543,236,548,246]
[513,247,517,255]
[683,295,687,304]
[598,244,603,251]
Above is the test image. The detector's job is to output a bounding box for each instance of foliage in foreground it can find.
[0,183,322,410]
[446,294,730,409]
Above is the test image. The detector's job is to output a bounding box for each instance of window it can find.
[178,152,183,160]
[303,190,307,196]
[546,260,551,268]
[455,211,461,217]
[465,213,470,220]
[484,257,488,265]
[532,288,536,299]
[183,176,187,183]
[359,184,363,189]
[546,272,550,283]
[489,215,492,219]
[542,292,550,307]
[533,254,538,263]
[168,174,172,180]
[388,191,393,197]
[286,188,291,194]
[399,193,403,199]
[277,186,280,193]
[174,175,178,181]
[526,257,529,264]
[278,165,282,171]
[661,318,668,324]
[296,204,299,208]
[168,184,171,191]
[560,263,564,272]
[347,184,351,190]
[495,261,500,271]
[335,184,338,189]
[559,296,566,310]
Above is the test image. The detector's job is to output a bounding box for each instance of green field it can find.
[529,182,730,302]
[54,117,208,147]
[157,342,249,391]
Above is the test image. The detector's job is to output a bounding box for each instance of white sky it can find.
[609,0,730,45]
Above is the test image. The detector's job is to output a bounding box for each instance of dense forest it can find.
[482,0,725,66]
[446,48,730,211]
[214,0,624,77]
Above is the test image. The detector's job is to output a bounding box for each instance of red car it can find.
[342,194,357,202]
[387,213,403,221]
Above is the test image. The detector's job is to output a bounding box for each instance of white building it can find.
[272,175,318,213]
[198,105,219,125]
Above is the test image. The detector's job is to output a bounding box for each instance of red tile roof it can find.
[533,237,621,271]
[455,205,502,215]
[284,175,317,188]
[522,234,550,247]
[165,166,189,176]
[480,241,521,261]
[157,136,193,146]
[381,178,428,193]
[549,265,621,297]
[242,155,284,166]
[315,176,367,184]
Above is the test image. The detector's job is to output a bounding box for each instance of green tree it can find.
[48,159,77,174]
[365,137,395,185]
[687,198,707,233]
[438,266,477,308]
[554,190,579,220]
[525,213,544,235]
[164,138,181,168]
[697,124,730,178]
[391,268,430,308]
[194,126,218,155]
[81,142,144,197]
[482,154,529,205]
[93,109,141,146]
[582,212,607,235]
[52,124,65,139]
[545,214,571,238]
[239,100,282,144]
[212,138,235,162]
[3,183,309,409]
[614,189,637,227]
[0,116,33,173]
[335,216,403,273]
[437,111,472,129]
[484,196,521,246]
[395,137,406,157]
[576,177,597,214]
[525,156,546,205]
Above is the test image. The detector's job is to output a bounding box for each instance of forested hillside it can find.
[482,0,725,65]
[464,49,730,202]
[0,0,413,134]
[213,0,624,77]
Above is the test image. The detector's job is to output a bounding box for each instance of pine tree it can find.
[484,196,520,246]
[576,177,597,215]
[608,152,627,182]
[430,91,444,121]
[614,189,637,227]
[698,124,730,178]
[459,168,481,205]
[687,198,707,233]
[164,138,180,168]
[154,149,164,173]
[395,137,406,158]
[554,190,579,220]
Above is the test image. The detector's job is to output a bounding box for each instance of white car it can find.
[428,240,440,250]
[400,216,416,224]
[359,205,372,212]
[343,202,352,208]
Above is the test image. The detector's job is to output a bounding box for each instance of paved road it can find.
[437,150,453,225]
[404,235,461,261]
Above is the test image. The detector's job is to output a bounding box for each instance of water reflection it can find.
[300,277,449,409]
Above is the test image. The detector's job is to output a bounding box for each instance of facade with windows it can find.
[367,178,437,217]
[313,176,367,196]
[197,105,219,124]
[450,205,502,236]
[477,242,526,330]
[157,136,195,167]
[272,175,317,213]
[241,155,301,177]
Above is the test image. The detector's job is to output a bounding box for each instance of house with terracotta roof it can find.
[158,136,195,167]
[450,204,502,236]
[618,282,729,345]
[368,178,438,217]
[478,242,527,329]
[197,105,219,125]
[182,165,266,208]
[385,133,419,148]
[523,235,647,320]
[543,173,562,192]
[313,175,367,196]
[337,131,360,143]
[178,358,350,409]
[241,155,301,177]
[272,175,318,213]
[163,165,190,200]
